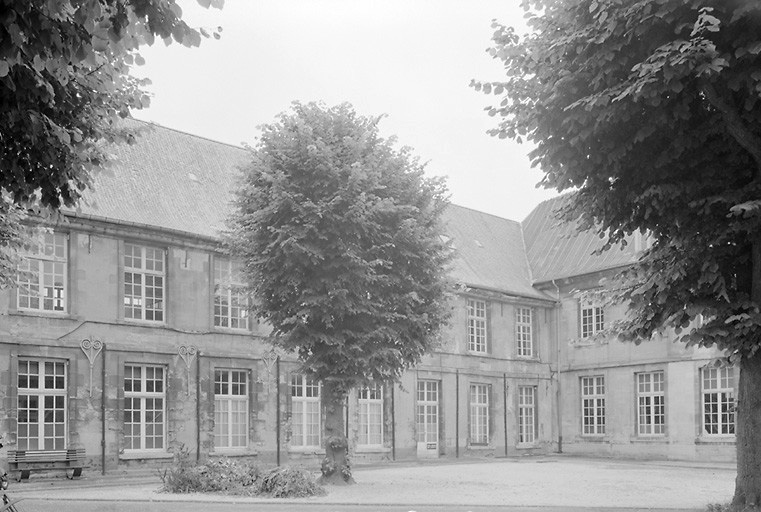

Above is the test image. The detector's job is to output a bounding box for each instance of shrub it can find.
[159,447,324,498]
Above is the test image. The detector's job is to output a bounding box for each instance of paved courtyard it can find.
[8,455,735,510]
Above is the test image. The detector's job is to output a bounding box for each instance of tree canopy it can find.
[476,0,761,506]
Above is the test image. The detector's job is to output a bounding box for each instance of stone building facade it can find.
[0,120,734,474]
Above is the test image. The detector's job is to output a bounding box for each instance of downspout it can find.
[455,369,459,458]
[101,343,106,475]
[503,372,508,457]
[390,383,396,461]
[552,279,563,454]
[196,351,201,461]
[275,356,281,466]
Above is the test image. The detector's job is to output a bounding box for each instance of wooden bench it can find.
[7,448,86,481]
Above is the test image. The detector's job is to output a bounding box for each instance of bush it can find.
[159,447,324,498]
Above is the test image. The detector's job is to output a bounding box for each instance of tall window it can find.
[467,299,487,353]
[214,258,249,330]
[124,365,165,451]
[124,244,165,322]
[516,307,533,357]
[214,369,248,449]
[17,232,67,313]
[358,383,383,447]
[581,375,605,435]
[518,386,537,444]
[580,301,605,338]
[290,375,321,447]
[469,384,489,445]
[17,359,66,450]
[637,371,665,436]
[416,380,439,444]
[702,366,735,435]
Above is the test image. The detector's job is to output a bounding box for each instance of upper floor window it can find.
[580,301,604,338]
[214,258,249,330]
[702,366,735,436]
[124,243,165,322]
[17,232,67,313]
[516,307,533,357]
[467,299,487,353]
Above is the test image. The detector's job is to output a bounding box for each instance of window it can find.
[124,243,165,322]
[516,307,533,357]
[214,369,248,449]
[416,380,439,444]
[290,375,321,447]
[17,232,67,313]
[581,376,605,435]
[637,371,665,436]
[702,366,735,435]
[468,299,487,353]
[518,386,537,444]
[124,364,165,450]
[580,301,604,338]
[469,384,489,444]
[17,359,66,450]
[358,383,383,447]
[213,258,249,330]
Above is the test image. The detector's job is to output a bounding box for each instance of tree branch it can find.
[702,82,761,178]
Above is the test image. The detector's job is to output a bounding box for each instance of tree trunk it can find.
[319,380,354,485]
[733,240,761,509]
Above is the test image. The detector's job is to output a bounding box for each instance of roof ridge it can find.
[128,117,249,152]
[447,202,520,225]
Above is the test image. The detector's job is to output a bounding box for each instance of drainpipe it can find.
[552,279,563,454]
[196,351,201,461]
[391,383,396,461]
[101,344,106,475]
[275,356,281,466]
[503,372,508,457]
[455,369,459,458]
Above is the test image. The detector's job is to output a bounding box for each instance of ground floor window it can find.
[290,375,321,447]
[581,375,605,435]
[637,371,665,436]
[214,369,248,449]
[124,364,165,450]
[518,386,537,444]
[358,383,383,447]
[17,359,67,450]
[416,380,439,444]
[469,384,489,444]
[702,366,735,435]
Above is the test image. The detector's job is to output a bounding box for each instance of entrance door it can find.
[416,380,439,458]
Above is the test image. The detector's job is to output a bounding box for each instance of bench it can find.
[7,448,86,481]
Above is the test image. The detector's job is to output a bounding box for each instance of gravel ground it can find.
[10,456,735,509]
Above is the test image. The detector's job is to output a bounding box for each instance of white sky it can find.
[132,0,558,222]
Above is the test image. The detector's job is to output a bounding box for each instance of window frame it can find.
[467,299,488,353]
[290,374,321,448]
[123,364,167,452]
[16,231,68,314]
[580,299,605,339]
[581,375,606,436]
[357,383,384,448]
[213,368,249,450]
[518,385,538,444]
[702,366,735,436]
[636,371,666,436]
[516,307,534,358]
[213,257,250,331]
[123,243,166,323]
[469,383,489,445]
[17,358,68,450]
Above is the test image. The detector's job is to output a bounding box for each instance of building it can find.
[0,120,735,474]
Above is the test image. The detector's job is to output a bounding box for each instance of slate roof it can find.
[521,194,639,284]
[73,119,249,238]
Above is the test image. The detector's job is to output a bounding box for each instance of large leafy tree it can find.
[476,0,761,507]
[0,0,221,279]
[228,102,452,484]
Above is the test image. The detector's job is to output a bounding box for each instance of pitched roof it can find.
[443,205,549,300]
[73,119,249,238]
[521,194,638,283]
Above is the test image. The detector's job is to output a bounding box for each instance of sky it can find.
[132,0,559,222]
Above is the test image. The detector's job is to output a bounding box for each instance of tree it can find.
[476,0,761,507]
[0,0,221,286]
[228,102,452,484]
